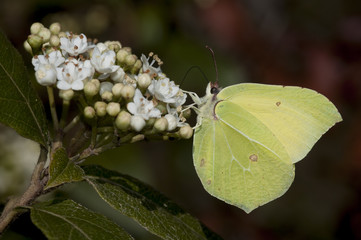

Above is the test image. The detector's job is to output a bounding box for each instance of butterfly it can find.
[189,81,342,213]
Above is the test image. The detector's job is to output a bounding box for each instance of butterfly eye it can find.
[210,87,219,94]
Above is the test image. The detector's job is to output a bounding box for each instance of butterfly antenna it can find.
[206,45,218,85]
[180,65,209,87]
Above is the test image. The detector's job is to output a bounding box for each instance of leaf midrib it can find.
[0,59,46,144]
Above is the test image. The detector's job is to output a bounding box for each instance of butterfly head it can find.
[205,82,221,100]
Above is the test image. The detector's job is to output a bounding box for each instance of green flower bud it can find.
[116,49,129,63]
[30,22,44,35]
[156,103,167,115]
[84,106,96,119]
[38,28,51,43]
[58,32,67,38]
[59,89,74,101]
[154,117,168,132]
[106,102,120,116]
[101,91,113,102]
[146,118,156,128]
[49,35,60,47]
[94,101,107,117]
[134,59,142,69]
[120,85,135,101]
[23,40,32,54]
[137,73,152,89]
[179,125,193,139]
[105,41,122,52]
[27,34,43,51]
[182,108,191,119]
[49,22,61,35]
[115,111,131,131]
[84,82,99,99]
[90,79,100,90]
[125,54,137,66]
[112,83,124,98]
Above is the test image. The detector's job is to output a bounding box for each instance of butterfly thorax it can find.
[197,84,220,121]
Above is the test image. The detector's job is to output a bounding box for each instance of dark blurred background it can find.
[0,0,360,239]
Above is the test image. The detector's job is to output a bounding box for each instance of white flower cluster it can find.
[26,22,193,139]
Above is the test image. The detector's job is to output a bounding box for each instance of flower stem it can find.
[59,100,70,129]
[63,115,81,133]
[90,125,97,148]
[47,86,59,130]
[0,147,48,235]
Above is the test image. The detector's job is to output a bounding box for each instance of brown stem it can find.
[0,146,48,235]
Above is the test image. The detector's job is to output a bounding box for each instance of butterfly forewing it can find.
[217,83,342,163]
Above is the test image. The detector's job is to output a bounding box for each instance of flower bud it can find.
[125,54,137,66]
[58,32,67,38]
[23,40,32,54]
[131,59,142,74]
[122,47,132,53]
[84,106,96,119]
[38,28,51,43]
[94,101,107,117]
[116,49,129,63]
[101,91,113,102]
[27,34,43,51]
[30,22,44,35]
[130,115,146,132]
[105,41,122,52]
[112,83,124,98]
[49,22,61,35]
[106,102,120,117]
[164,114,177,131]
[110,67,125,82]
[137,73,151,89]
[49,35,60,47]
[146,118,156,128]
[179,125,193,139]
[84,82,99,98]
[154,117,168,132]
[156,103,167,115]
[115,111,131,131]
[90,79,100,89]
[120,85,135,101]
[99,82,114,95]
[59,89,74,101]
[182,108,191,119]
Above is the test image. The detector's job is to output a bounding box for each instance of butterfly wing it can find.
[217,83,342,163]
[193,104,295,213]
[193,83,342,213]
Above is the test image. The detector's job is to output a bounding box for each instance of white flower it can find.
[148,78,187,106]
[166,105,187,130]
[91,46,120,80]
[141,54,162,77]
[127,89,161,120]
[35,64,57,86]
[56,59,94,90]
[32,50,65,71]
[60,33,93,56]
[32,50,65,86]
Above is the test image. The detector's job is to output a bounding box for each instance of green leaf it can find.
[30,199,134,240]
[0,29,48,147]
[83,165,222,240]
[45,147,85,190]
